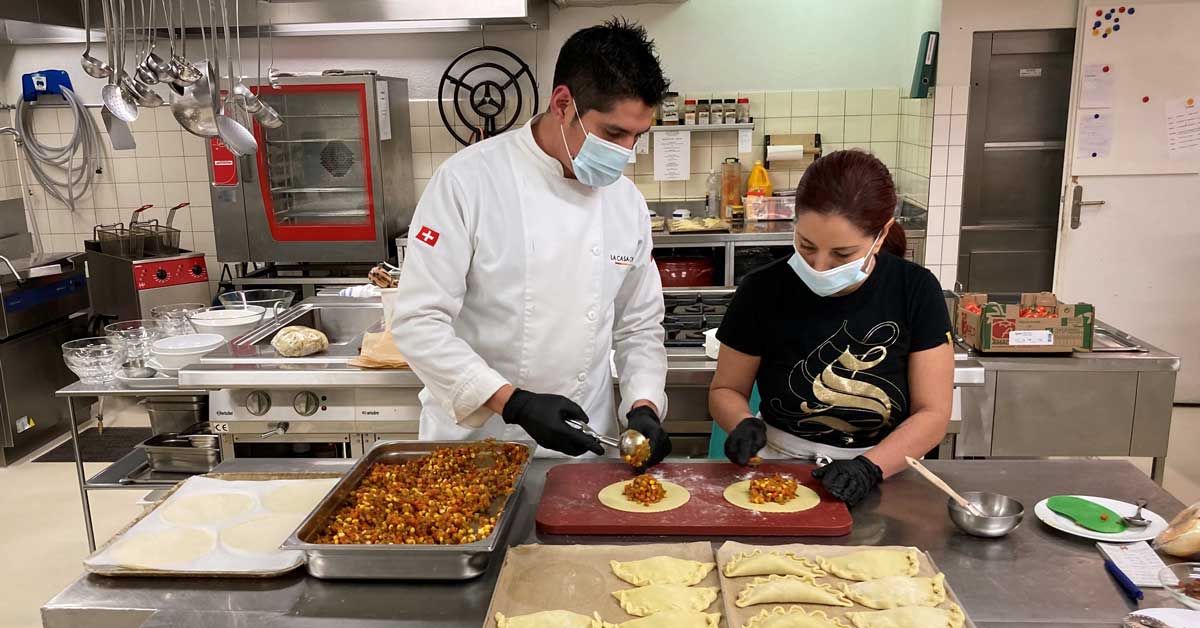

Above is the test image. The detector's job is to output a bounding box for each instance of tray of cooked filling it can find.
[282,439,534,580]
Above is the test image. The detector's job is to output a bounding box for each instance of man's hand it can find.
[626,405,671,472]
[811,456,883,507]
[724,417,767,466]
[501,389,604,456]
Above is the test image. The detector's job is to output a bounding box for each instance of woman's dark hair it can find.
[553,17,670,115]
[794,149,906,257]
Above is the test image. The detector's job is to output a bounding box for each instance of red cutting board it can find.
[536,462,852,537]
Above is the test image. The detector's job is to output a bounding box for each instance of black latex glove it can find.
[501,389,604,457]
[626,405,671,473]
[811,455,883,507]
[724,417,767,466]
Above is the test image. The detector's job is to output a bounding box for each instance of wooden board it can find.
[536,462,852,537]
[717,541,977,628]
[483,543,721,627]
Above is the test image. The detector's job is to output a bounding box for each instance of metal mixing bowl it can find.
[948,491,1025,537]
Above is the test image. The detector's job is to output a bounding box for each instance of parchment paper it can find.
[484,542,723,627]
[716,541,977,628]
[85,476,339,576]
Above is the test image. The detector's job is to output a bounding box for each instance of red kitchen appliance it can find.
[84,244,211,322]
[655,256,717,288]
[210,72,415,263]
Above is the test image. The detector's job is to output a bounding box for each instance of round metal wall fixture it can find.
[437,45,539,147]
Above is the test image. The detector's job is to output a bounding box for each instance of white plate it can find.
[1034,495,1168,542]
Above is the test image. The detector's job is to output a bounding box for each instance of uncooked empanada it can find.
[723,550,824,578]
[609,610,720,628]
[815,549,920,581]
[845,604,965,628]
[743,606,851,628]
[841,574,946,609]
[610,556,716,587]
[494,610,602,628]
[611,584,718,617]
[735,574,852,608]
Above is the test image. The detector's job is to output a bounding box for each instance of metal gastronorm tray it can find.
[281,440,534,580]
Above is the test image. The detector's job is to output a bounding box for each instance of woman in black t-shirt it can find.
[709,150,953,507]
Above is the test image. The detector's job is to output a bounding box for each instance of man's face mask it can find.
[559,98,633,187]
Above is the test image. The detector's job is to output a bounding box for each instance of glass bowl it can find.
[104,319,165,364]
[150,303,207,336]
[218,289,295,319]
[62,337,127,384]
[1160,562,1200,610]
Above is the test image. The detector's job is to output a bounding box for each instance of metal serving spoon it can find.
[81,0,114,78]
[213,0,257,155]
[102,0,140,122]
[167,0,202,85]
[1123,499,1152,528]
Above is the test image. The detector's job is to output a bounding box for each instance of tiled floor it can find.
[2,407,1198,628]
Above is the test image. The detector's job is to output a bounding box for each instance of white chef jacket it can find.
[388,117,668,456]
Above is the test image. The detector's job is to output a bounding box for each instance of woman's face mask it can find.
[559,98,634,187]
[788,229,884,297]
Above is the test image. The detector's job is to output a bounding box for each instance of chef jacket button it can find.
[592,246,601,255]
[577,372,586,382]
[587,311,597,321]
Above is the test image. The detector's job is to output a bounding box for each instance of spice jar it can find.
[736,97,751,123]
[724,98,737,124]
[729,204,746,227]
[683,99,697,125]
[697,99,710,125]
[661,91,680,125]
[709,99,723,125]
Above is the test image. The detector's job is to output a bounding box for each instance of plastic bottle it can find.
[705,170,722,218]
[746,160,773,197]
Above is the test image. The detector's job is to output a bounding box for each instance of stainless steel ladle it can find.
[81,0,114,79]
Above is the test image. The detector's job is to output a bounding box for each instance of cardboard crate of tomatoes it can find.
[957,292,1095,353]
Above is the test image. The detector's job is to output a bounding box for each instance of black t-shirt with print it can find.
[716,252,951,449]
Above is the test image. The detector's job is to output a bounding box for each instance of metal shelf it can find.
[265,138,361,144]
[270,186,366,194]
[649,122,755,132]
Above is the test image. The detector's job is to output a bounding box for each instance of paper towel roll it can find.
[766,144,806,162]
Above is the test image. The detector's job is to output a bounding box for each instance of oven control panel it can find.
[133,255,208,291]
[210,389,356,423]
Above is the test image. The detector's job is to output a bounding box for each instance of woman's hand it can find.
[812,456,883,507]
[724,417,767,465]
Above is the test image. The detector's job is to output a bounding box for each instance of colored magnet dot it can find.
[1105,13,1112,19]
[1106,27,1113,33]
[1114,24,1120,30]
[1188,98,1196,106]
[1128,7,1134,13]
[1143,96,1150,103]
[1119,6,1126,12]
[1102,65,1110,72]
[1093,29,1101,36]
[1102,33,1108,38]
[1096,9,1103,15]
[1094,20,1102,27]
[1094,113,1101,119]
[1114,17,1120,22]
[1100,513,1110,521]
[1092,152,1098,158]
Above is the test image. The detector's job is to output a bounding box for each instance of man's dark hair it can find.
[552,17,670,115]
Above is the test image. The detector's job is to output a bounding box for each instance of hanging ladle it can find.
[81,0,114,79]
[101,0,139,122]
[167,0,202,85]
[213,0,257,155]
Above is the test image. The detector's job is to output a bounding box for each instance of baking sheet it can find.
[85,474,340,577]
[484,542,722,627]
[716,541,976,628]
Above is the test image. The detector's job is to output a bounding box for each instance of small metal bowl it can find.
[948,491,1025,537]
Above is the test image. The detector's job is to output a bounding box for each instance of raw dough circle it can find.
[723,480,820,513]
[110,526,215,568]
[598,478,691,513]
[220,514,305,554]
[261,479,338,514]
[160,492,256,525]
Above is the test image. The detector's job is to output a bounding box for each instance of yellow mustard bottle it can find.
[746,160,772,197]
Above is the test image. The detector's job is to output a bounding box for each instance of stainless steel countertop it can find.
[42,458,1186,628]
[964,321,1180,372]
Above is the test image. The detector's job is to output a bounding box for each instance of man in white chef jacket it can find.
[389,19,672,466]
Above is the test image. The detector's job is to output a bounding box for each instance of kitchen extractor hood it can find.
[0,0,547,36]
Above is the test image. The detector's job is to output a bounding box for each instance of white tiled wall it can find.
[896,96,934,206]
[15,105,219,296]
[927,85,969,290]
[0,110,20,202]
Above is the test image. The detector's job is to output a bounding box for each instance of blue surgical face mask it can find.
[787,231,884,297]
[559,99,633,187]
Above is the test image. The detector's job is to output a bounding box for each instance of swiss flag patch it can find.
[415,226,440,247]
